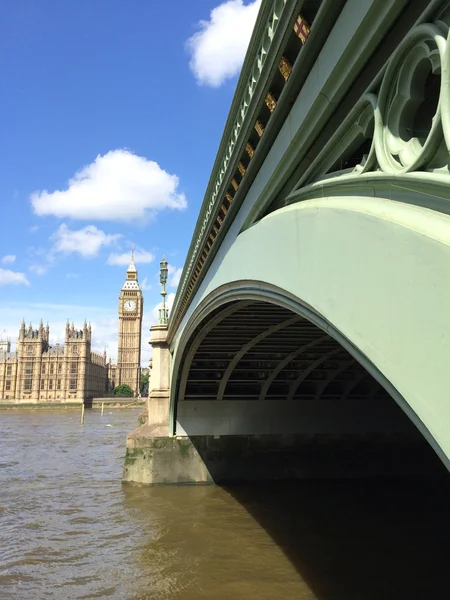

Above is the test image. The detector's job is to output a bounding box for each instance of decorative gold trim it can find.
[237,162,246,177]
[231,178,239,191]
[255,120,265,137]
[245,143,255,158]
[225,194,233,205]
[265,92,277,112]
[278,56,292,81]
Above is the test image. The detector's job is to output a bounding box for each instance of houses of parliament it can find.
[0,253,143,402]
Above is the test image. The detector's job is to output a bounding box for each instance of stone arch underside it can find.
[179,301,386,404]
[174,299,424,451]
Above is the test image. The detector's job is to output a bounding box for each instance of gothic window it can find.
[49,380,53,390]
[69,378,77,390]
[58,363,62,373]
[50,364,54,375]
[27,345,33,355]
[24,379,32,390]
[6,366,12,376]
[5,380,11,391]
[42,364,46,374]
[57,379,61,390]
[40,380,45,390]
[25,363,33,376]
[70,362,77,374]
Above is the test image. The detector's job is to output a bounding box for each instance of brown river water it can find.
[1,409,450,600]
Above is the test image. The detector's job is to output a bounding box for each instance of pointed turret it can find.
[19,319,26,340]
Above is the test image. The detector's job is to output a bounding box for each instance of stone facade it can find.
[0,321,111,402]
[116,252,143,396]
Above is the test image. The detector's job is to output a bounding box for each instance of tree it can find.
[140,372,149,396]
[113,384,134,397]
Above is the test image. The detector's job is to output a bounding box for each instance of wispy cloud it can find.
[1,255,16,265]
[140,276,152,291]
[30,149,187,222]
[168,265,183,288]
[107,249,154,266]
[186,0,261,87]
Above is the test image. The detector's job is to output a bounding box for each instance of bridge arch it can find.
[170,197,450,472]
[170,283,442,468]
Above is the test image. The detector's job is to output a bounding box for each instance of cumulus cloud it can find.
[30,149,187,222]
[51,224,121,258]
[1,255,16,265]
[107,249,155,266]
[186,0,261,87]
[0,268,29,286]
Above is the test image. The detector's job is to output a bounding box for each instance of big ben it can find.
[117,249,143,395]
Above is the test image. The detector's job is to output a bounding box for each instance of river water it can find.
[1,409,450,600]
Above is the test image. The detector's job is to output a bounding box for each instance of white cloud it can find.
[29,264,49,276]
[140,276,152,291]
[65,272,80,279]
[168,265,183,288]
[0,268,29,286]
[107,249,154,266]
[1,255,16,265]
[51,224,121,258]
[186,0,261,87]
[29,225,39,233]
[30,149,187,222]
[151,292,176,322]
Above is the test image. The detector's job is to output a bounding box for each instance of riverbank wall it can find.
[0,398,146,410]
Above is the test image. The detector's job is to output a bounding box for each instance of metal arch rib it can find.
[217,315,301,401]
[342,370,369,400]
[259,336,329,402]
[177,300,254,402]
[286,348,342,402]
[314,359,356,401]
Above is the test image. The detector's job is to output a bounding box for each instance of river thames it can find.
[0,409,449,599]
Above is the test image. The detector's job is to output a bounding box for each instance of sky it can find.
[0,0,261,365]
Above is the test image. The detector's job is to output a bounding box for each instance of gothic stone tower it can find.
[117,250,143,395]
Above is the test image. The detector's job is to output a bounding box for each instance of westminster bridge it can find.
[124,0,450,484]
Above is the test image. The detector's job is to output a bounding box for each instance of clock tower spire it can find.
[116,246,143,395]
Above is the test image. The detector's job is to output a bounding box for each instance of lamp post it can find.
[158,257,169,325]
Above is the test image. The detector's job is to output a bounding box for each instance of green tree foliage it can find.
[113,384,134,397]
[140,372,149,395]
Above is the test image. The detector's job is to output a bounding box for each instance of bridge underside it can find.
[176,300,409,437]
[155,298,442,484]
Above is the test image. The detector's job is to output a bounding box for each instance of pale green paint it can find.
[171,197,450,469]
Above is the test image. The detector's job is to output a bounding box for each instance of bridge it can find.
[123,0,450,484]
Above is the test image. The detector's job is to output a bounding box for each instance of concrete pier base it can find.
[122,426,213,485]
[122,430,442,485]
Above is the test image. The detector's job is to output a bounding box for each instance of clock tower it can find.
[117,249,143,395]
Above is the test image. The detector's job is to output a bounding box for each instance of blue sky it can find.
[0,0,260,363]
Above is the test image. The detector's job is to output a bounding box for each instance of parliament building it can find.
[0,253,143,403]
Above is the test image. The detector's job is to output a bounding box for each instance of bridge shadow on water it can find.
[222,474,450,600]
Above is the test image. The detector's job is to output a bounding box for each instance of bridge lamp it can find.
[159,257,169,325]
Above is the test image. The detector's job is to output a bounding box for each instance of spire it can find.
[127,244,137,274]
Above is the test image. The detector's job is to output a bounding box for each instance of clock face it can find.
[123,299,137,312]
